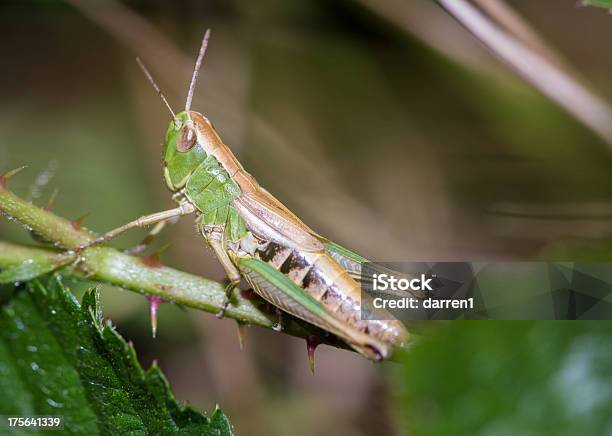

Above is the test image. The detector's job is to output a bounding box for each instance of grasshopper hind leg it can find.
[237,256,394,361]
[201,224,242,318]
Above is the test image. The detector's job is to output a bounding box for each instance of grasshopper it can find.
[84,30,409,361]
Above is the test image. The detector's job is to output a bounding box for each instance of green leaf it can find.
[394,322,612,435]
[0,276,234,435]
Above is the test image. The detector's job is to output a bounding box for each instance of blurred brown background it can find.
[2,1,612,435]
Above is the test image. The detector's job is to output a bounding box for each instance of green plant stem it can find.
[0,183,345,349]
[0,184,94,248]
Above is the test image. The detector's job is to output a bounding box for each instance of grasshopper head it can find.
[163,110,220,191]
[154,29,218,191]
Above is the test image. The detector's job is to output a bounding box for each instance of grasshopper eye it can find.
[177,126,197,152]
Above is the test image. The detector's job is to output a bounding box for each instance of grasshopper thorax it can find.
[163,110,223,191]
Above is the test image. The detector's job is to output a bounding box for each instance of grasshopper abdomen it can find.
[246,240,408,359]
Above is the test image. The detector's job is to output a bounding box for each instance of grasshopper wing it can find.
[324,241,367,276]
[234,189,326,252]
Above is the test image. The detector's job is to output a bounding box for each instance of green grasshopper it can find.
[83,30,408,362]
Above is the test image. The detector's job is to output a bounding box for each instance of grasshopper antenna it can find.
[185,28,211,112]
[136,57,178,123]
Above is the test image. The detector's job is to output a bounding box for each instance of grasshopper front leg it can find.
[201,224,242,318]
[78,202,195,250]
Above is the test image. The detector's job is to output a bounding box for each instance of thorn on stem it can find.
[139,244,169,268]
[306,335,321,374]
[45,188,59,211]
[71,213,91,230]
[236,321,246,350]
[147,295,164,338]
[0,165,28,188]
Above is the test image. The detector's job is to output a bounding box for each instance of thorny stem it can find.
[0,182,349,352]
